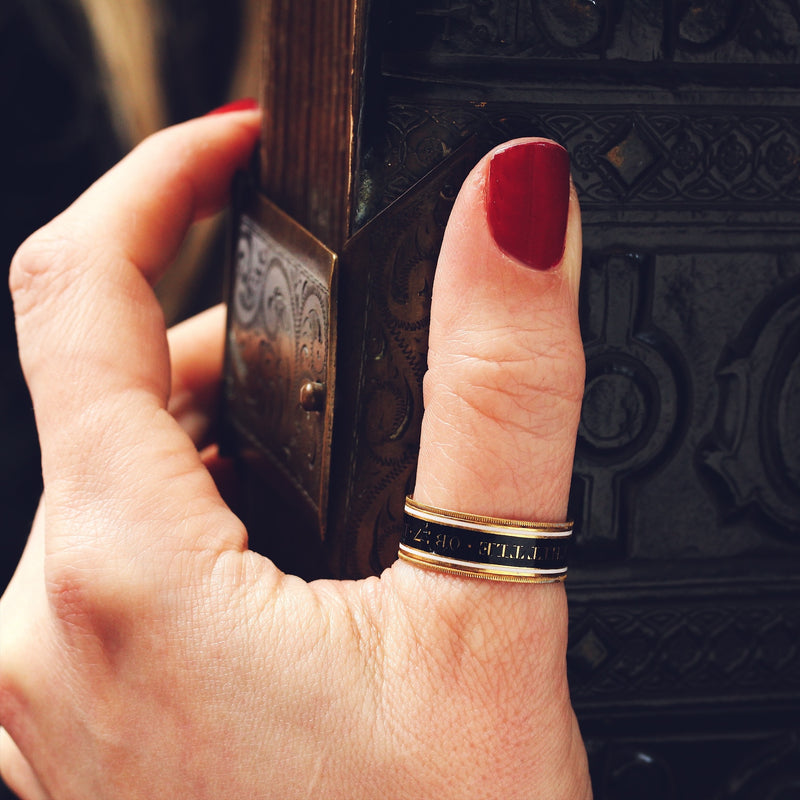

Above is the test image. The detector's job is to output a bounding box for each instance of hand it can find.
[0,110,591,799]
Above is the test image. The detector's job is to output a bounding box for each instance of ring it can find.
[398,497,573,583]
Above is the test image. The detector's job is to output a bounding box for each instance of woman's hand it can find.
[0,110,591,799]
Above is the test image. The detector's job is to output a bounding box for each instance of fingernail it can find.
[205,98,259,116]
[487,141,570,271]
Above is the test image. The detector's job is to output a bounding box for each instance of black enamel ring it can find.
[398,497,572,583]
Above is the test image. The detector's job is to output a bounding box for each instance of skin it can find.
[0,111,592,799]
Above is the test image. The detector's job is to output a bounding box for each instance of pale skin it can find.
[0,110,592,799]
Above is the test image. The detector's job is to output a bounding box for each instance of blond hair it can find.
[81,0,262,321]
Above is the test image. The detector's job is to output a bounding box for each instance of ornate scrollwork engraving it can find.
[226,210,336,530]
[330,146,475,577]
[384,0,800,62]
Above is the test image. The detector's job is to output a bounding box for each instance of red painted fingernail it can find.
[487,141,570,271]
[205,97,259,116]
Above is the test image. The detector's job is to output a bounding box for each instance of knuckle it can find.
[45,559,99,631]
[135,124,176,157]
[44,555,140,643]
[428,328,586,432]
[534,332,587,403]
[131,126,189,184]
[8,228,82,318]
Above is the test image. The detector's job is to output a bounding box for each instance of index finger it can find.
[9,111,259,543]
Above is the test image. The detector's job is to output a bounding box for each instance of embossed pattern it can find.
[330,153,472,576]
[568,593,800,701]
[384,0,800,63]
[226,214,333,522]
[701,279,800,535]
[368,103,800,212]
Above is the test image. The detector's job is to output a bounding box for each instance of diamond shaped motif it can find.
[568,626,611,676]
[604,122,659,186]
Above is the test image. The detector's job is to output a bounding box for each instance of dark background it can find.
[1,2,241,797]
[1,0,242,590]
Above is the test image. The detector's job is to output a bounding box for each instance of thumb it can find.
[415,138,584,523]
[386,139,590,799]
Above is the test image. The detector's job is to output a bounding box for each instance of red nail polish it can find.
[487,141,570,271]
[205,98,259,116]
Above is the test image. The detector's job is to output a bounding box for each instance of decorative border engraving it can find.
[569,591,800,705]
[365,103,800,215]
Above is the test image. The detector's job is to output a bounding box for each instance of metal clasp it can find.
[224,186,337,536]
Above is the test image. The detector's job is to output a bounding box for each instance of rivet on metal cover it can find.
[300,381,326,412]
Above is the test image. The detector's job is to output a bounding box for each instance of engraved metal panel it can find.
[329,143,476,576]
[224,193,337,534]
